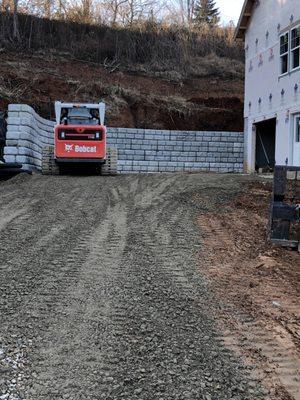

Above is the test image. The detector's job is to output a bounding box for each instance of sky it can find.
[216,0,245,25]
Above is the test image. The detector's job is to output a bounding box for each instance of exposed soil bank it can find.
[0,52,244,131]
[197,180,300,400]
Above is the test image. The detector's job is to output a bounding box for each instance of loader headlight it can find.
[95,132,100,139]
[60,131,65,139]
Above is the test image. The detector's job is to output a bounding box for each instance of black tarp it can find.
[0,111,7,162]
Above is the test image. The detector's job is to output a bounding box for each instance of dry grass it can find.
[0,77,28,101]
[188,54,244,79]
[129,53,244,83]
[0,12,244,77]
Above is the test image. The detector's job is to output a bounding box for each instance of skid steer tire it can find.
[101,147,118,176]
[42,146,60,175]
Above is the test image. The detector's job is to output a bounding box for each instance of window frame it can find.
[295,115,300,143]
[291,24,300,71]
[279,31,289,76]
[279,24,300,77]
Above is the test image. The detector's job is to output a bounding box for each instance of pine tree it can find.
[194,0,220,27]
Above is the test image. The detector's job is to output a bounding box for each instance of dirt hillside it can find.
[0,51,244,131]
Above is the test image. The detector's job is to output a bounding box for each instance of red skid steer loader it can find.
[42,102,117,175]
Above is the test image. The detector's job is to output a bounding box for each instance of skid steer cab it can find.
[42,102,117,175]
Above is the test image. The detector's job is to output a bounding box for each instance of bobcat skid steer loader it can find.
[42,102,117,175]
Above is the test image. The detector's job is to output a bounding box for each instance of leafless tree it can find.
[54,0,67,19]
[122,0,159,26]
[65,0,94,23]
[105,0,128,26]
[82,0,92,21]
[12,0,19,39]
[175,0,196,26]
[1,0,20,39]
[44,0,52,18]
[1,0,13,12]
[18,0,68,19]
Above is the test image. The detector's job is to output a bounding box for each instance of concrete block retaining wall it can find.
[108,128,244,173]
[4,105,55,170]
[4,105,244,173]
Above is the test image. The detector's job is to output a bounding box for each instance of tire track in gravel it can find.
[216,301,300,399]
[29,201,129,399]
[91,174,267,400]
[0,175,119,399]
[0,180,107,333]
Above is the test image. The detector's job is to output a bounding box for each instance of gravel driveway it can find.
[0,173,265,400]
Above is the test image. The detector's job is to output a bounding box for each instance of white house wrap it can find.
[236,0,300,171]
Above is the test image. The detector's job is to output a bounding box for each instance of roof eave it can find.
[234,0,256,41]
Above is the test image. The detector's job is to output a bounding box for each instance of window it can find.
[296,117,300,143]
[291,26,300,70]
[280,32,289,74]
[279,26,300,75]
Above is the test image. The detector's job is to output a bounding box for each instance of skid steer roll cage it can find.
[54,102,106,126]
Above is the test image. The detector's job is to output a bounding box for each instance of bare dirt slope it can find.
[196,180,300,400]
[0,173,298,400]
[0,52,244,131]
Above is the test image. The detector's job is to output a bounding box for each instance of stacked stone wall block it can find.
[4,105,244,173]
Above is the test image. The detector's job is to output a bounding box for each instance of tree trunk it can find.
[45,0,51,19]
[13,0,19,40]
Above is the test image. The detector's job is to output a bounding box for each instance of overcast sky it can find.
[216,0,244,24]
